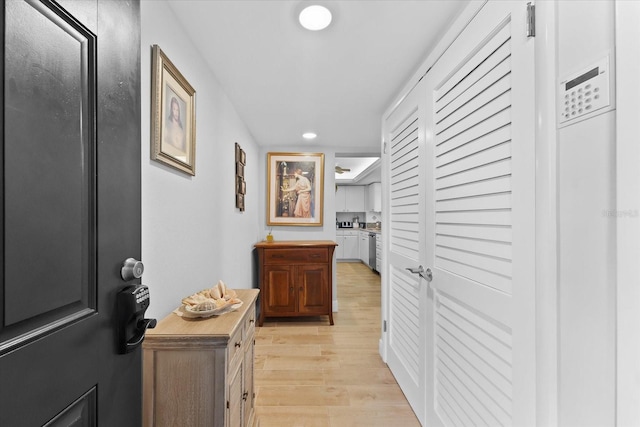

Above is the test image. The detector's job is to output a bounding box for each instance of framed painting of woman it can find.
[151,45,196,175]
[267,152,324,226]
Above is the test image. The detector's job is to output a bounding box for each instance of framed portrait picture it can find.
[151,45,196,175]
[267,152,324,226]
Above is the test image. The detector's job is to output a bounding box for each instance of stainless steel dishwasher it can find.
[368,232,377,271]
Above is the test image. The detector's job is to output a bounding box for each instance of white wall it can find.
[556,1,617,425]
[141,1,261,319]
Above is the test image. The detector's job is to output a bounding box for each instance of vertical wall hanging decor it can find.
[235,143,246,211]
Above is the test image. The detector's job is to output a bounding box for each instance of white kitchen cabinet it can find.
[359,232,369,266]
[343,233,358,259]
[335,186,346,212]
[337,229,359,260]
[335,235,345,259]
[336,185,365,212]
[367,182,382,212]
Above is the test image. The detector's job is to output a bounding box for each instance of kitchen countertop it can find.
[337,227,381,233]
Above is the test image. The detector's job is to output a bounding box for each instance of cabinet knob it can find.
[242,391,249,401]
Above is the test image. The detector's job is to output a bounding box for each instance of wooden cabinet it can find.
[335,185,365,212]
[142,289,259,427]
[255,241,337,326]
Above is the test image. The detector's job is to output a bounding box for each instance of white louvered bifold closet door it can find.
[384,82,429,425]
[424,2,536,426]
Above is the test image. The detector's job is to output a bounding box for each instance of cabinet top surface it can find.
[144,289,259,343]
[254,240,337,249]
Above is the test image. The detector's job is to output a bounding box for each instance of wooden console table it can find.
[254,240,337,326]
[142,289,259,427]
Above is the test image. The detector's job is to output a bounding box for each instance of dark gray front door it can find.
[0,0,141,425]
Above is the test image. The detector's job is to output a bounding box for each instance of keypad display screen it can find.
[566,67,599,90]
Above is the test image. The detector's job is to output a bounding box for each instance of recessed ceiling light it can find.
[299,5,332,31]
[302,132,317,140]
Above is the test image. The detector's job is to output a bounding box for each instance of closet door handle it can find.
[406,265,433,282]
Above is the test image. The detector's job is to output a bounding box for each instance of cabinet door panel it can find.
[335,186,346,211]
[297,265,329,314]
[243,337,255,426]
[344,235,358,259]
[264,266,296,313]
[228,363,242,427]
[336,235,345,259]
[345,186,365,212]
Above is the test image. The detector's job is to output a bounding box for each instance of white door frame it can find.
[533,2,559,426]
[615,1,640,425]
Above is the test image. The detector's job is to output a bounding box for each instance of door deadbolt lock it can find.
[121,258,144,281]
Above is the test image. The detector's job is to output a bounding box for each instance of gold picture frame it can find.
[151,45,196,175]
[267,152,324,226]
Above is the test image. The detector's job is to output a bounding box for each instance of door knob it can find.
[406,265,433,282]
[121,258,144,281]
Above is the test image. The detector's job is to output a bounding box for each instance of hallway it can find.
[254,262,419,426]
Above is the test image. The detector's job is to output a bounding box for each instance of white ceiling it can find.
[335,156,380,185]
[166,0,470,155]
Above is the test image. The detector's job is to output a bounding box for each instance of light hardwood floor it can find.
[255,262,420,427]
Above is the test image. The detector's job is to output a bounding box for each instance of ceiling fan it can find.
[335,165,351,174]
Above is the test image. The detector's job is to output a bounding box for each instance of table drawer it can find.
[244,306,256,336]
[264,248,328,264]
[228,324,244,370]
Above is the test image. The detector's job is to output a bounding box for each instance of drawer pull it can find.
[242,391,249,401]
[235,341,242,348]
[249,319,254,324]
